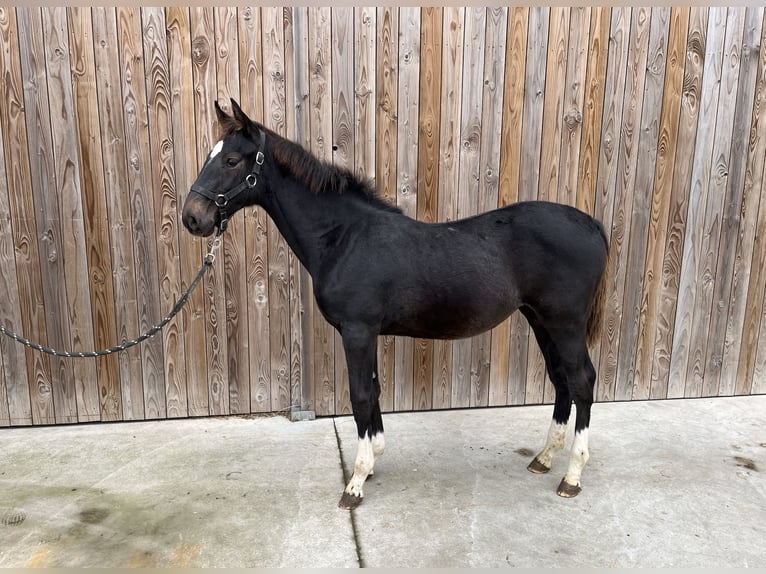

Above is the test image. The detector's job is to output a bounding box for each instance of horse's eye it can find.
[225,157,239,168]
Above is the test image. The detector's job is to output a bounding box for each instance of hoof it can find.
[527,457,551,474]
[556,477,582,498]
[338,492,363,510]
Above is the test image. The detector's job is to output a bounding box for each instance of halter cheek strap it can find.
[190,129,266,234]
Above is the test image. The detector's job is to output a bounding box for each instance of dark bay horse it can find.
[182,99,609,509]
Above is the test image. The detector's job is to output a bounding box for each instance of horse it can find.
[182,99,609,509]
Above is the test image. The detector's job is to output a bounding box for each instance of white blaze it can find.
[210,140,224,159]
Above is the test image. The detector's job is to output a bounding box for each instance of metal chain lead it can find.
[0,235,223,359]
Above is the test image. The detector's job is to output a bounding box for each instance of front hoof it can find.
[556,477,582,498]
[338,492,363,510]
[527,457,551,474]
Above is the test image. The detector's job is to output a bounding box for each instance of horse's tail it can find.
[586,223,610,349]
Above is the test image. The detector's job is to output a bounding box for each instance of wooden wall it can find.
[0,6,765,426]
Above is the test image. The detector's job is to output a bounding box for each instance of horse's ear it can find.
[230,98,251,126]
[214,100,230,123]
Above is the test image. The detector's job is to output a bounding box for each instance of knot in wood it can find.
[191,36,210,66]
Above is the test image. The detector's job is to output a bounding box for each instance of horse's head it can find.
[182,99,267,237]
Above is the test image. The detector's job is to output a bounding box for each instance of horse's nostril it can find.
[183,212,199,233]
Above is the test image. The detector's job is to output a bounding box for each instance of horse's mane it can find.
[221,117,402,214]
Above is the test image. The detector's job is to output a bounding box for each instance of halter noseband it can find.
[190,129,266,233]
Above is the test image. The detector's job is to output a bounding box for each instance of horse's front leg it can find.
[338,324,382,510]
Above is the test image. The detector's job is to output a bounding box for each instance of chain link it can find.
[0,236,221,359]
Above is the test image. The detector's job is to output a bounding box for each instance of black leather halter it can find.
[190,129,266,233]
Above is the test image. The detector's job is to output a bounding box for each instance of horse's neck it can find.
[261,179,364,277]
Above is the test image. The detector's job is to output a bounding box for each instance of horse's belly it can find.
[382,290,518,340]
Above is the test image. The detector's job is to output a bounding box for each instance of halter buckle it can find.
[215,194,228,207]
[246,174,257,188]
[256,151,265,165]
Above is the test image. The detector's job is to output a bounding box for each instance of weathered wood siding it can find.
[0,7,764,425]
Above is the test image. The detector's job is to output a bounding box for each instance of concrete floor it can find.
[0,396,764,568]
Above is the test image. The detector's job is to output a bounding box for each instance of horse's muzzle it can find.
[182,194,218,237]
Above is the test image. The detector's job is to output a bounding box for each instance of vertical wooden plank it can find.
[558,7,591,208]
[0,6,41,425]
[214,7,250,415]
[0,22,30,424]
[376,7,398,412]
[736,11,766,396]
[331,7,353,414]
[473,7,506,408]
[290,7,311,414]
[691,9,746,397]
[614,7,670,401]
[538,7,569,203]
[413,6,441,412]
[191,6,227,415]
[17,7,75,424]
[652,7,706,399]
[92,7,142,420]
[494,7,528,407]
[167,6,208,417]
[262,7,291,413]
[43,7,101,422]
[432,7,463,410]
[595,7,641,402]
[706,7,763,397]
[520,7,549,405]
[142,7,189,418]
[394,7,420,412]
[668,7,728,399]
[237,6,271,413]
[577,7,611,217]
[306,7,333,415]
[117,7,166,419]
[633,7,689,400]
[453,7,483,409]
[67,6,122,421]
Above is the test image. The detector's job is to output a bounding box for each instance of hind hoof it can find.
[557,477,582,498]
[527,457,551,474]
[338,492,363,510]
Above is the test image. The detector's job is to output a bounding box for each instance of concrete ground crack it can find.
[333,418,365,568]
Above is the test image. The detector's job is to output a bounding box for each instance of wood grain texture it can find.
[118,7,167,419]
[453,7,484,409]
[577,8,611,217]
[595,7,639,402]
[633,7,689,400]
[413,6,441,411]
[615,7,669,401]
[496,7,528,406]
[736,10,766,396]
[395,7,420,412]
[67,7,122,421]
[706,8,763,397]
[191,7,228,416]
[375,7,398,413]
[167,6,208,417]
[432,7,463,410]
[539,7,569,204]
[653,7,706,399]
[142,7,189,418]
[692,9,746,398]
[474,7,507,408]
[0,7,43,426]
[0,28,30,424]
[262,7,291,414]
[18,7,75,424]
[215,7,251,414]
[668,7,727,399]
[558,7,591,208]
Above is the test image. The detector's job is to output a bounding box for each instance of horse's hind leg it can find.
[557,350,596,498]
[524,312,572,475]
[524,311,596,497]
[338,324,383,510]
